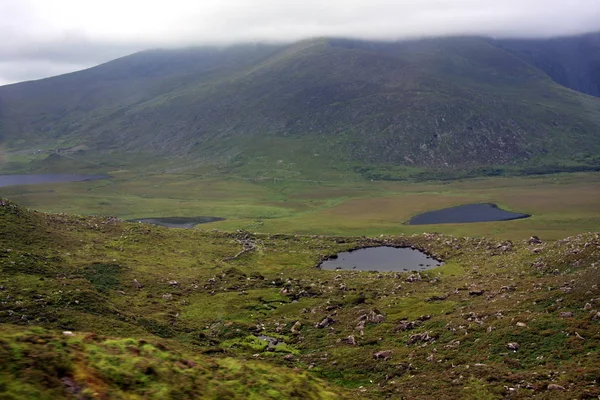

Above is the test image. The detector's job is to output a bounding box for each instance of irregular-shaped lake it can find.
[130,216,225,229]
[0,174,108,188]
[408,203,530,225]
[318,246,442,272]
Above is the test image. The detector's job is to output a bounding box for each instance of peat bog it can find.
[317,246,442,272]
[0,174,109,187]
[409,203,530,225]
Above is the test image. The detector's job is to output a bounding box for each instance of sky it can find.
[1,0,600,85]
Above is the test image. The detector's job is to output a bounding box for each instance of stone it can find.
[584,303,592,310]
[507,342,519,351]
[373,350,392,360]
[315,316,335,329]
[547,384,565,391]
[338,335,357,346]
[62,331,75,337]
[133,279,143,290]
[559,312,574,318]
[528,236,543,245]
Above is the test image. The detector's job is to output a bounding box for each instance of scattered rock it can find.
[338,335,357,346]
[291,321,302,334]
[405,273,422,283]
[373,350,392,360]
[168,280,179,287]
[407,331,435,345]
[547,384,565,391]
[283,354,294,361]
[516,322,527,328]
[528,236,543,245]
[61,377,82,395]
[133,279,143,290]
[395,320,417,332]
[559,312,574,318]
[62,331,75,337]
[584,303,592,310]
[469,289,485,296]
[507,342,519,351]
[162,293,173,300]
[315,316,335,329]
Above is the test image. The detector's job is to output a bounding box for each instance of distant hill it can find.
[1,35,600,178]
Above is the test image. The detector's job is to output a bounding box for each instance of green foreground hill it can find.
[2,36,600,179]
[1,199,599,399]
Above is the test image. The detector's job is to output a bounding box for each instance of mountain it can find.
[495,32,600,98]
[2,35,600,177]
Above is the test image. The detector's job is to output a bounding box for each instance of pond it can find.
[317,246,442,272]
[129,216,225,229]
[0,174,108,188]
[408,203,530,225]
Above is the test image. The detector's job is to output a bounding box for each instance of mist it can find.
[1,0,600,84]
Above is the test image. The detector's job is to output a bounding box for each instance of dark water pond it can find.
[408,203,530,225]
[130,216,225,229]
[0,174,108,188]
[318,246,442,272]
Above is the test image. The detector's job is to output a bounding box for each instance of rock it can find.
[61,377,82,395]
[283,354,294,361]
[290,321,302,334]
[133,279,143,290]
[373,350,392,360]
[516,322,527,327]
[407,331,435,345]
[395,320,417,332]
[162,293,173,300]
[62,331,75,337]
[315,316,335,329]
[559,312,574,318]
[469,290,485,296]
[168,280,179,287]
[507,342,519,351]
[592,312,600,320]
[338,335,357,346]
[528,236,543,245]
[584,303,592,310]
[426,354,435,362]
[405,273,422,283]
[547,384,565,391]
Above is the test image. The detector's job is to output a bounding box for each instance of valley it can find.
[1,32,600,399]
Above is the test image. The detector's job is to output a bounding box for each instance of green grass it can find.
[1,169,599,240]
[1,199,599,398]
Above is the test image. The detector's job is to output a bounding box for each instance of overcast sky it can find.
[1,0,599,85]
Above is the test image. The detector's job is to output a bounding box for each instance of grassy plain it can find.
[1,168,599,240]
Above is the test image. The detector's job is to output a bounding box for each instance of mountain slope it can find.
[1,36,600,174]
[495,32,600,98]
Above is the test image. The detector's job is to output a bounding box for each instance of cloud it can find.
[1,0,600,84]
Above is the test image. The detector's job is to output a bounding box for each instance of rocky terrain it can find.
[1,198,599,398]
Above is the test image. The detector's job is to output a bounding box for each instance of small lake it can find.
[130,216,225,229]
[318,246,442,272]
[408,203,530,225]
[0,174,108,188]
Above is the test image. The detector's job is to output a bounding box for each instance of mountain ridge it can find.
[1,35,600,177]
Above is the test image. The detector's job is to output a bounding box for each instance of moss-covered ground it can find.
[1,199,599,398]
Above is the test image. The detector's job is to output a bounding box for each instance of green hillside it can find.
[1,199,599,398]
[1,37,600,178]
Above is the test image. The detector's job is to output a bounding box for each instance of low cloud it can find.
[1,0,600,84]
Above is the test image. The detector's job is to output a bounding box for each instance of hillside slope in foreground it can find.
[1,199,599,399]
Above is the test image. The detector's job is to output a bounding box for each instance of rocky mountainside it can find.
[1,35,600,174]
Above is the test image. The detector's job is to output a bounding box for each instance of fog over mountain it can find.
[1,0,600,85]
